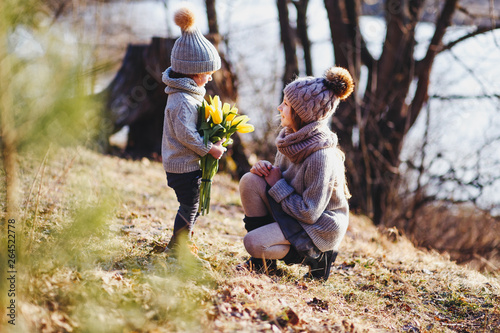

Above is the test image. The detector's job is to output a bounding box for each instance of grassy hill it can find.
[2,147,499,332]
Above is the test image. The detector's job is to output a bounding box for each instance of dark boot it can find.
[167,214,189,251]
[167,202,199,252]
[280,246,304,265]
[166,227,189,256]
[303,251,338,281]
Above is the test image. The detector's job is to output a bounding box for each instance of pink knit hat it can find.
[283,67,354,123]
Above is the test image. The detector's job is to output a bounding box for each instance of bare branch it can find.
[490,0,500,47]
[430,94,500,100]
[410,0,459,126]
[445,48,499,102]
[440,24,500,52]
[457,5,500,22]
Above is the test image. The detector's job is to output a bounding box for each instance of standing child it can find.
[238,67,354,280]
[162,5,226,252]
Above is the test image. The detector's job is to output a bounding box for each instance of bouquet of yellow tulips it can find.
[198,95,254,215]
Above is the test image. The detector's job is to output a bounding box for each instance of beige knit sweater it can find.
[267,148,349,252]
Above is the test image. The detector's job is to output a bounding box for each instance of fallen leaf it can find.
[307,297,329,311]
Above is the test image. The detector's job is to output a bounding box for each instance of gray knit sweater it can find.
[161,67,212,173]
[268,148,349,252]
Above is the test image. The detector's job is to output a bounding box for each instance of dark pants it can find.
[166,170,202,241]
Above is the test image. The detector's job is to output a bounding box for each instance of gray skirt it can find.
[266,191,321,263]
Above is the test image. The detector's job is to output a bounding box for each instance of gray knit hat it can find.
[170,6,221,74]
[283,67,354,123]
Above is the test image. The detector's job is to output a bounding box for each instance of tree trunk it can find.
[277,0,299,86]
[205,0,219,43]
[293,0,313,76]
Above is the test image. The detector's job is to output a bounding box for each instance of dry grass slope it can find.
[4,147,500,333]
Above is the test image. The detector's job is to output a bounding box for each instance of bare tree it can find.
[400,101,500,223]
[320,0,500,224]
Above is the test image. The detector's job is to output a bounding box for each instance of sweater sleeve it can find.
[268,151,335,224]
[171,100,212,156]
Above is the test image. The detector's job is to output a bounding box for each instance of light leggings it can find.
[239,172,291,260]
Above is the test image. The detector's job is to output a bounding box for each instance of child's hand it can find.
[265,166,282,187]
[208,140,226,159]
[250,160,273,177]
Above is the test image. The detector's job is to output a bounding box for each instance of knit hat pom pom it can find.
[174,6,196,32]
[324,67,354,100]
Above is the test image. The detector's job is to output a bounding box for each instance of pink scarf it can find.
[276,121,338,163]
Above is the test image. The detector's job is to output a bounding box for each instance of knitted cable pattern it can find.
[283,66,353,123]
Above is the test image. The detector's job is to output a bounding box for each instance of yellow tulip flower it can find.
[204,104,213,120]
[226,106,238,121]
[232,115,249,126]
[209,104,223,124]
[212,95,221,109]
[197,95,253,215]
[236,124,255,133]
